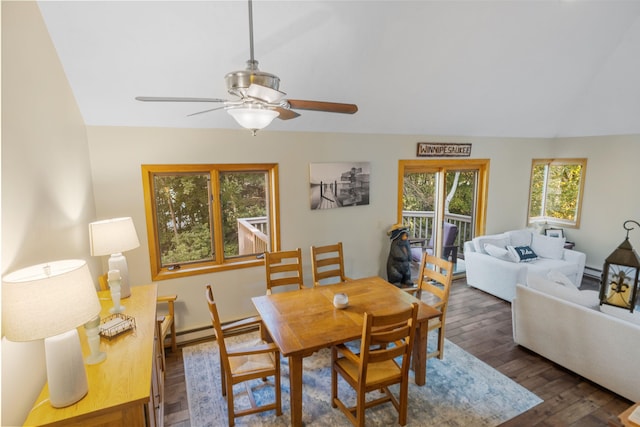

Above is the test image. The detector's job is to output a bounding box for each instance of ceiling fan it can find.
[136,0,358,135]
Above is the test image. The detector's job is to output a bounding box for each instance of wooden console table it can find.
[617,402,640,427]
[24,284,162,427]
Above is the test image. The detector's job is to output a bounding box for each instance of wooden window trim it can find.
[527,158,587,229]
[142,164,280,281]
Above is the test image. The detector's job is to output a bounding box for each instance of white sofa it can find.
[463,228,586,302]
[513,278,640,402]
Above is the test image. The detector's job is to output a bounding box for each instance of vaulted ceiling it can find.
[36,1,640,138]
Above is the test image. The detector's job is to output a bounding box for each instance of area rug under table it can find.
[183,332,542,426]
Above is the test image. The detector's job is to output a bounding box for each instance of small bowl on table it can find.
[333,292,349,309]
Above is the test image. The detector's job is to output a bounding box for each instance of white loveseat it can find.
[513,277,640,402]
[463,228,586,302]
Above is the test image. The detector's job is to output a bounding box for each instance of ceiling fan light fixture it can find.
[227,107,279,133]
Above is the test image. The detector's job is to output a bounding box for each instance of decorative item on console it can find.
[107,269,125,313]
[600,220,640,312]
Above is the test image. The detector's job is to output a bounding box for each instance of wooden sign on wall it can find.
[417,143,472,157]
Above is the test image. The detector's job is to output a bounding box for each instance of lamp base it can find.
[108,253,131,298]
[85,351,107,365]
[44,329,89,408]
[109,305,125,314]
[84,316,107,365]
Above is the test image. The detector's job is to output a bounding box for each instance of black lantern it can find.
[599,220,640,312]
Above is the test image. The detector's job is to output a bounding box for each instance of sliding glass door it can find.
[397,159,489,276]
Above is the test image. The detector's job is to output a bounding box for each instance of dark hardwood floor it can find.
[162,277,632,426]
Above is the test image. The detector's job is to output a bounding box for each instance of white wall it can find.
[549,134,640,268]
[1,2,99,425]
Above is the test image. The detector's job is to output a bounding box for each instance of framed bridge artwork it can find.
[309,162,370,210]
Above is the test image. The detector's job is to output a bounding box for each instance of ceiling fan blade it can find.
[287,99,358,114]
[274,107,300,120]
[135,96,227,103]
[187,106,227,117]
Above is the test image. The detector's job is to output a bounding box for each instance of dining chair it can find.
[331,303,419,427]
[205,284,282,427]
[405,253,454,360]
[264,248,305,295]
[310,242,352,286]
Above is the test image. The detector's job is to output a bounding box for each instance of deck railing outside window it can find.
[237,212,473,259]
[238,217,269,255]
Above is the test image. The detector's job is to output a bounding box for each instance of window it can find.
[397,158,490,276]
[527,158,586,228]
[142,164,280,280]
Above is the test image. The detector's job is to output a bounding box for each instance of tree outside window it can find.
[142,164,280,280]
[528,159,587,228]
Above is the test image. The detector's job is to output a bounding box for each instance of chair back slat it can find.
[264,248,304,294]
[361,305,417,365]
[311,242,349,286]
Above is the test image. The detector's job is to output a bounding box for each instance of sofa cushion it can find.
[483,243,514,261]
[600,304,640,326]
[473,234,509,254]
[526,258,577,280]
[506,229,533,247]
[507,245,538,262]
[531,233,566,260]
[547,270,579,290]
[527,274,599,308]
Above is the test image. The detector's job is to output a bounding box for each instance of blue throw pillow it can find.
[507,245,538,262]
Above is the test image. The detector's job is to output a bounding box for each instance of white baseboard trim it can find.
[177,326,215,345]
[173,320,260,347]
[584,265,602,280]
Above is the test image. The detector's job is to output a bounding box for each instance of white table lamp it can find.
[2,260,102,408]
[88,217,140,298]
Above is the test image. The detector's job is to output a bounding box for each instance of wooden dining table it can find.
[251,275,440,427]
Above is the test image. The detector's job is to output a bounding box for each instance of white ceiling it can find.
[36,0,640,138]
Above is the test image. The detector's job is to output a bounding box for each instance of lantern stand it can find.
[599,220,640,313]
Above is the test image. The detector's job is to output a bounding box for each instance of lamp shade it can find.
[88,217,140,256]
[227,107,279,130]
[2,259,101,341]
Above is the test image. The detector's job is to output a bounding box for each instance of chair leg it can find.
[219,354,227,396]
[170,323,177,352]
[275,357,282,416]
[399,377,409,425]
[356,389,366,427]
[226,380,235,427]
[331,348,338,408]
[437,326,445,360]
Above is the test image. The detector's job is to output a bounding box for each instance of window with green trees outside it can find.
[528,158,587,228]
[142,164,280,280]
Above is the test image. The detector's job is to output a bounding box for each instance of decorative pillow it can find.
[484,243,514,261]
[473,234,509,254]
[531,233,566,260]
[547,270,578,290]
[506,229,533,247]
[600,304,640,326]
[507,245,538,262]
